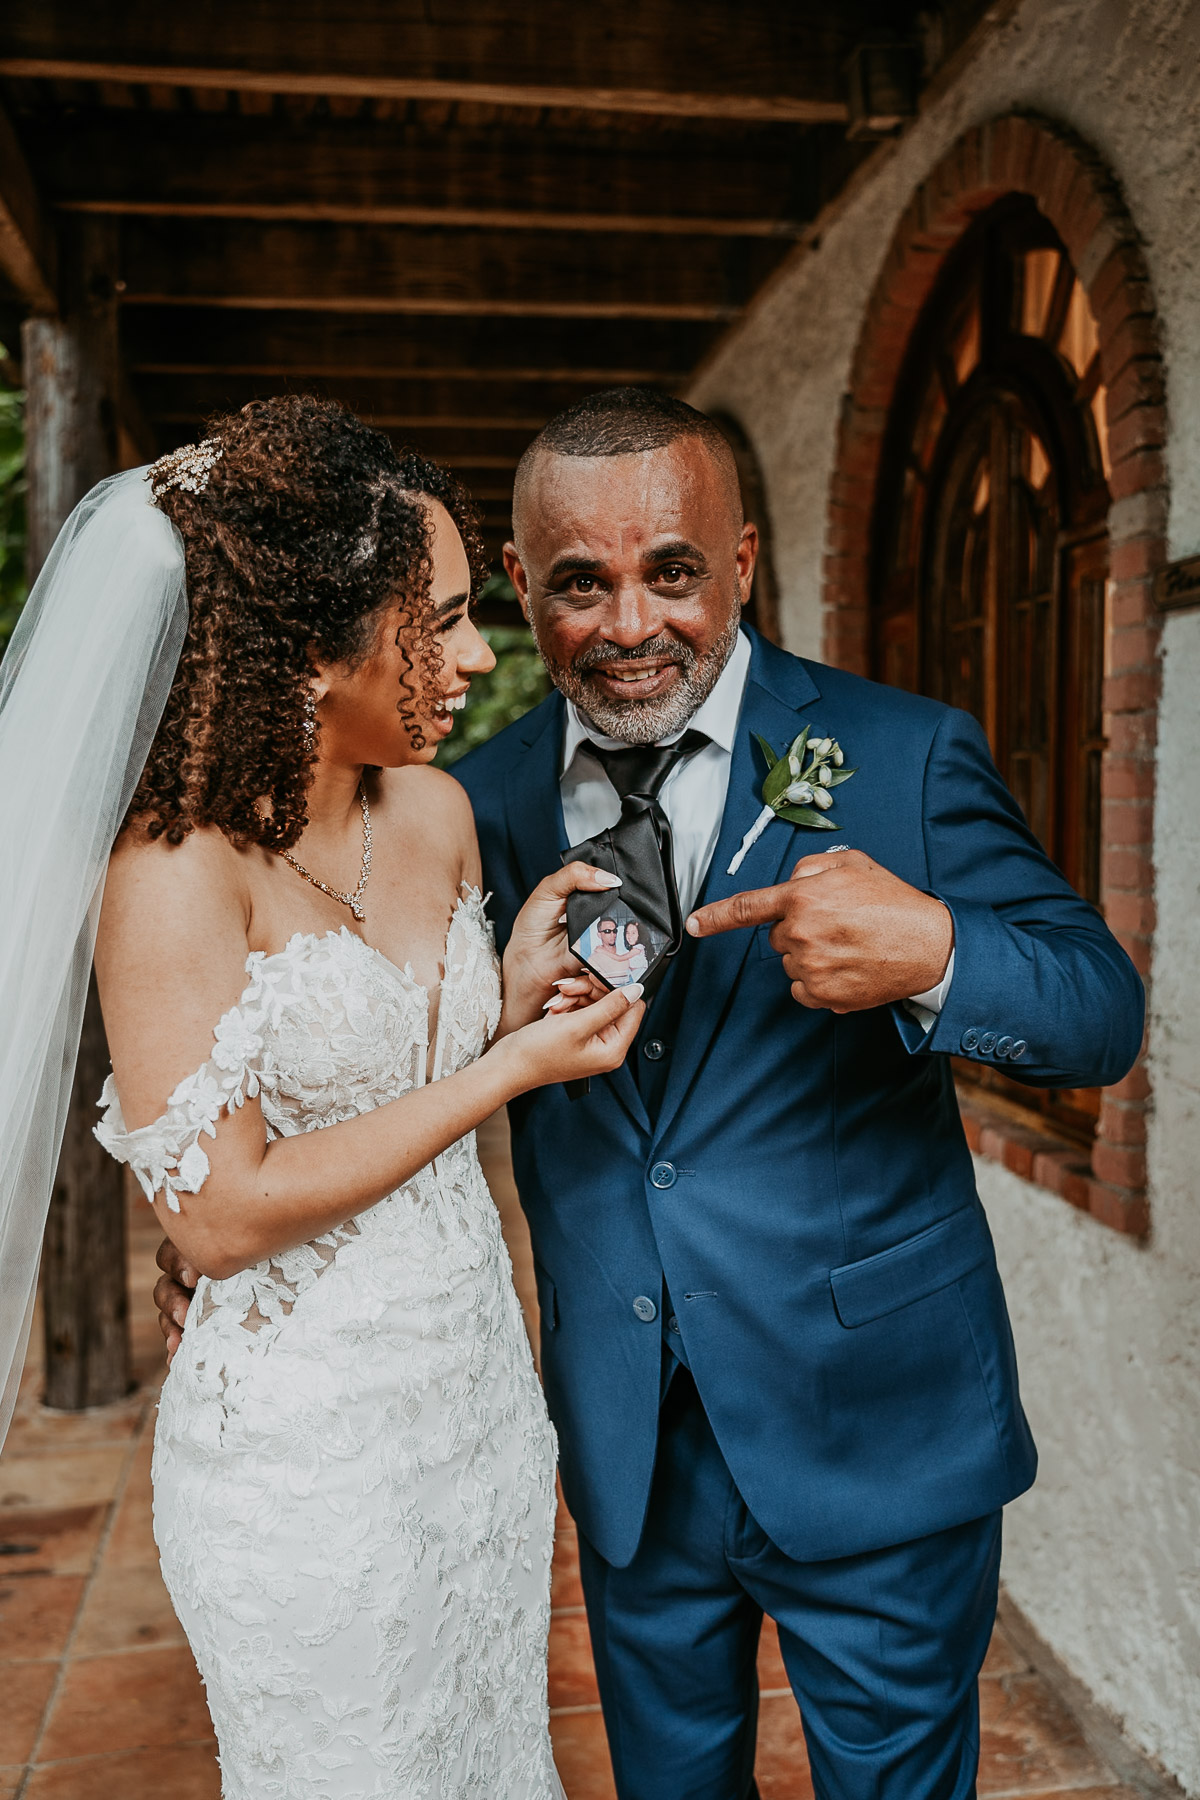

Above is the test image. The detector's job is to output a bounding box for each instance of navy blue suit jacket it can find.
[455,631,1144,1567]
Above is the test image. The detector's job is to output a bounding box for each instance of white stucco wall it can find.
[689,0,1200,1784]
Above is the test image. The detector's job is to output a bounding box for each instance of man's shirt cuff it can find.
[902,949,956,1035]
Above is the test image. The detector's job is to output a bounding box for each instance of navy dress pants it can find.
[576,1367,1001,1800]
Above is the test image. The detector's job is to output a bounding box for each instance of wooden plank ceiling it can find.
[0,1,992,570]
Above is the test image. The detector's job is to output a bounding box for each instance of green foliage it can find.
[0,352,27,658]
[436,575,550,766]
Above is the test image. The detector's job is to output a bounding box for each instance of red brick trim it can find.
[823,114,1162,1237]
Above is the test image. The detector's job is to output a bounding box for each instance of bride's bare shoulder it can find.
[375,765,477,840]
[105,819,248,910]
[99,824,252,978]
[374,764,481,886]
[97,826,260,1116]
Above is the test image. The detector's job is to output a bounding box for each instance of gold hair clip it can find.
[146,437,224,499]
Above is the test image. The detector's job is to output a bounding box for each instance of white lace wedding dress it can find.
[95,891,563,1800]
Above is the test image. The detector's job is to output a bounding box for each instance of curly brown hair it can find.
[125,395,486,850]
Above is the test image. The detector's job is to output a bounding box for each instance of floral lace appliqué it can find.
[93,890,562,1799]
[96,1000,269,1211]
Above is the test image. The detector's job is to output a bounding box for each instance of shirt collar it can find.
[560,628,752,775]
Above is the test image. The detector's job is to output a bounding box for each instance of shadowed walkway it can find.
[0,1114,1146,1798]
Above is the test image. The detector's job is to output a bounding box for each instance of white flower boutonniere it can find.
[727,727,857,875]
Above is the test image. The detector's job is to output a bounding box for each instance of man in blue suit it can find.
[453,388,1143,1799]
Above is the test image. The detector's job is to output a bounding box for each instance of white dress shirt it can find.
[559,630,952,1024]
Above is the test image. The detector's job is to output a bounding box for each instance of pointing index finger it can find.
[686,882,797,938]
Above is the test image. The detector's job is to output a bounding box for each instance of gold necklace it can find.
[279,784,372,922]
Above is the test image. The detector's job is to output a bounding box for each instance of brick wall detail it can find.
[823,114,1162,1237]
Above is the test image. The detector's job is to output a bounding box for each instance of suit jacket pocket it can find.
[830,1205,993,1328]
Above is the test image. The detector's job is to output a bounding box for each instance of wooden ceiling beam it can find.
[18,111,820,238]
[0,60,848,124]
[0,1,920,122]
[61,199,803,240]
[0,98,55,310]
[148,410,524,469]
[136,295,733,321]
[116,218,782,319]
[147,414,534,460]
[119,308,707,379]
[131,370,607,423]
[132,362,687,384]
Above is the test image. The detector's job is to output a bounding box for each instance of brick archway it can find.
[823,115,1163,1236]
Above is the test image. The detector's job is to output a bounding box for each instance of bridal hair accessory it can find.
[726,727,856,876]
[0,468,189,1453]
[147,436,224,500]
[279,783,372,921]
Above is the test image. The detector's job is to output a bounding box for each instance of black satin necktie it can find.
[562,729,708,1001]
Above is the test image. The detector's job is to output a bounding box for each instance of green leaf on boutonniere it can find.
[776,804,838,828]
[762,757,794,807]
[726,725,855,874]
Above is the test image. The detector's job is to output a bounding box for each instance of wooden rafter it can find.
[0,98,55,310]
[119,311,706,382]
[20,110,822,238]
[63,200,805,240]
[0,1,885,123]
[115,218,780,319]
[0,61,848,125]
[129,373,640,421]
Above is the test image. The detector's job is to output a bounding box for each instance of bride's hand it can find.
[497,862,622,1036]
[497,980,645,1093]
[542,971,610,1013]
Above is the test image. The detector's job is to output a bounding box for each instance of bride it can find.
[0,396,642,1797]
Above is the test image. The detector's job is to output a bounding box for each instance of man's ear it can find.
[736,522,759,609]
[503,541,532,621]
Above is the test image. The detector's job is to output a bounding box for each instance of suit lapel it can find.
[505,694,569,897]
[652,640,824,1142]
[503,693,651,1134]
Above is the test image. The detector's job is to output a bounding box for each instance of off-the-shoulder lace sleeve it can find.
[95,988,274,1212]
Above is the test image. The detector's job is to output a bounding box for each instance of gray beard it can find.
[532,602,742,745]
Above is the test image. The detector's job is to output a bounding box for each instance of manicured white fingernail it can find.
[557,913,567,925]
[625,983,644,1001]
[553,977,574,988]
[593,871,622,888]
[685,916,700,936]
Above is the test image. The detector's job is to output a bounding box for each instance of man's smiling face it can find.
[504,435,757,744]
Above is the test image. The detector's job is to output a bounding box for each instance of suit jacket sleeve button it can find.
[979,1031,999,1055]
[1010,1039,1028,1060]
[961,1027,981,1052]
[996,1035,1015,1058]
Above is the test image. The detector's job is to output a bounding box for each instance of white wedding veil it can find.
[0,468,188,1449]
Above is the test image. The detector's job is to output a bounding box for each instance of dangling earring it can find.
[303,689,318,752]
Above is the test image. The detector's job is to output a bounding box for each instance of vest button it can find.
[667,1314,680,1333]
[643,1039,667,1061]
[650,1161,677,1189]
[632,1295,658,1323]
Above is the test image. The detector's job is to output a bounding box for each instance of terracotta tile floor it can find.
[0,1116,1143,1799]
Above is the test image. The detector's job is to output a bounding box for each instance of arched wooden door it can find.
[872,196,1111,1140]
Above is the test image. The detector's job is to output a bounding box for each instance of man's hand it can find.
[686,848,953,1014]
[153,1237,198,1365]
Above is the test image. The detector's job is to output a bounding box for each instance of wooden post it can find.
[22,215,131,1411]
